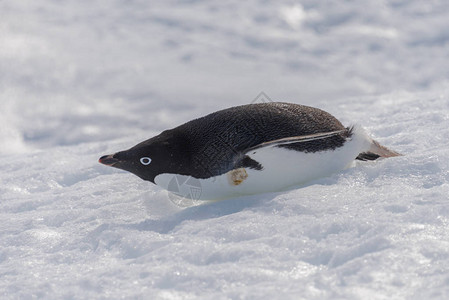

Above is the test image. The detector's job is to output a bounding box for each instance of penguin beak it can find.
[99,154,120,166]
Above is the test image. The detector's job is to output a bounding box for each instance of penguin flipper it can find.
[234,155,263,170]
[237,130,349,171]
[244,129,348,153]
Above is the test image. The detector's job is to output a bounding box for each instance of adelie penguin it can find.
[99,102,401,200]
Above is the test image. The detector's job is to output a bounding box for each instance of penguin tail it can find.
[356,139,402,161]
[345,125,402,161]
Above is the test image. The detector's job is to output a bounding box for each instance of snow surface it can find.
[1,0,449,299]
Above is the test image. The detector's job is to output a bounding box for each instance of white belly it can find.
[154,126,371,201]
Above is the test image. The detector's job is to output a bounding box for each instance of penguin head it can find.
[99,130,188,183]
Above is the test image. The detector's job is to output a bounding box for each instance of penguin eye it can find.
[140,157,152,165]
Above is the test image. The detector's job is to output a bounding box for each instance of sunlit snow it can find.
[1,1,449,299]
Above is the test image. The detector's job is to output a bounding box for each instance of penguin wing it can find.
[244,129,347,153]
[235,129,348,171]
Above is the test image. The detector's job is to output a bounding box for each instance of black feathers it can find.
[100,103,369,181]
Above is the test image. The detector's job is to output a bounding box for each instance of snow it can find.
[1,0,449,299]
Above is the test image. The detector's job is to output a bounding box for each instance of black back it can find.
[171,102,349,179]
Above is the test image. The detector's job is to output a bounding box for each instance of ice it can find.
[1,0,449,299]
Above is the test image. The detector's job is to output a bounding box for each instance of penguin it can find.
[99,102,400,200]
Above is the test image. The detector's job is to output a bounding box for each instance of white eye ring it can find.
[140,157,151,165]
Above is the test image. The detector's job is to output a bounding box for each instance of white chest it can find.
[154,127,371,201]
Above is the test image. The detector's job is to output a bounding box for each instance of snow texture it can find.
[1,0,449,299]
